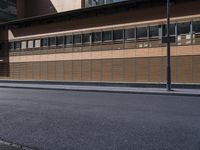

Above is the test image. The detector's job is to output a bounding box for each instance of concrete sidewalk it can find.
[0,82,199,97]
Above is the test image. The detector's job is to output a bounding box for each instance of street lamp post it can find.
[166,0,172,91]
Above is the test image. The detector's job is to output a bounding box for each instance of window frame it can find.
[92,32,102,43]
[136,26,148,39]
[177,22,191,35]
[113,29,124,42]
[102,30,113,43]
[65,35,73,47]
[82,33,92,45]
[125,28,136,41]
[73,34,82,45]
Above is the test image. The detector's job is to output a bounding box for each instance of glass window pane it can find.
[9,42,15,50]
[136,27,147,38]
[73,34,82,44]
[113,30,124,40]
[149,26,159,37]
[162,24,176,36]
[177,22,191,35]
[34,39,41,48]
[28,40,34,48]
[125,28,135,40]
[41,38,48,47]
[49,37,56,46]
[193,21,200,33]
[21,41,27,49]
[15,41,21,49]
[92,32,102,42]
[102,31,113,41]
[83,33,92,43]
[65,35,73,45]
[57,36,65,45]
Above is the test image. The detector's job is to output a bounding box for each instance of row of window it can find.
[8,21,200,50]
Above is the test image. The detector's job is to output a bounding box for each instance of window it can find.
[28,40,34,49]
[15,41,21,49]
[177,22,191,35]
[41,38,48,47]
[125,28,135,40]
[92,32,102,42]
[102,31,113,42]
[113,29,124,41]
[162,24,176,36]
[193,21,200,33]
[21,41,27,49]
[34,39,41,48]
[57,36,65,46]
[83,33,92,44]
[149,26,159,37]
[9,42,15,50]
[65,35,73,46]
[136,27,148,38]
[49,37,56,46]
[73,34,82,44]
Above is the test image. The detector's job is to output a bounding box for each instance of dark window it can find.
[193,21,200,33]
[102,31,113,42]
[65,35,73,45]
[15,41,21,49]
[136,27,148,38]
[73,34,82,44]
[92,32,102,42]
[83,33,92,44]
[162,24,176,36]
[149,26,159,37]
[57,36,65,45]
[125,28,135,40]
[49,37,56,46]
[113,30,124,41]
[9,42,15,50]
[177,22,191,35]
[41,38,48,47]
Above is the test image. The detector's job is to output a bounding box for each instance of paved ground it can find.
[0,88,200,150]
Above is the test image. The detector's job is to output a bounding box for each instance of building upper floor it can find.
[16,0,128,19]
[0,0,16,22]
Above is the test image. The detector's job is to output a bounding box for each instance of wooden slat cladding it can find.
[47,61,56,80]
[33,62,41,80]
[63,61,72,81]
[40,62,48,80]
[102,59,112,81]
[177,56,193,83]
[55,61,64,81]
[72,60,81,81]
[193,56,200,83]
[6,55,200,83]
[124,58,136,82]
[135,58,149,82]
[149,57,162,82]
[81,60,91,81]
[112,59,123,81]
[91,59,101,81]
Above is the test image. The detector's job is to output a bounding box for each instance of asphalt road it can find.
[0,88,200,150]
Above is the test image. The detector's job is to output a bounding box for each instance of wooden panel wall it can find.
[5,55,200,83]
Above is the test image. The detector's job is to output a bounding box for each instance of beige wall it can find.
[17,0,82,19]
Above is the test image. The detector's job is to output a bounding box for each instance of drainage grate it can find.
[0,140,35,150]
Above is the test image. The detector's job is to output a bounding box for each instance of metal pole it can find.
[166,0,172,91]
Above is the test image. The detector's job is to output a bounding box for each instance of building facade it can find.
[0,0,16,22]
[0,0,200,84]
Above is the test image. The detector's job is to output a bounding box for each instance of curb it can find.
[0,85,199,97]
